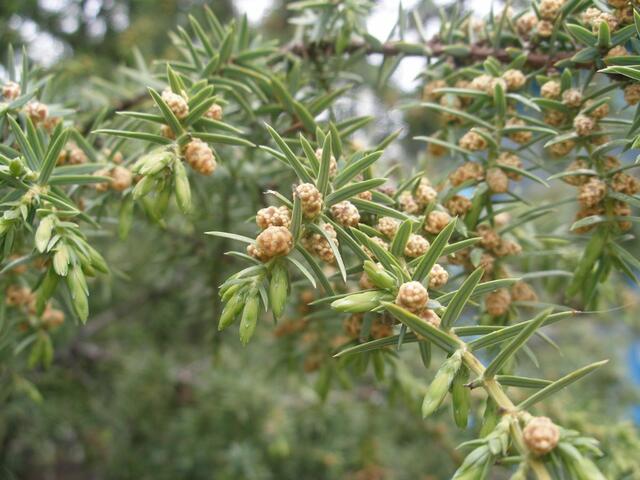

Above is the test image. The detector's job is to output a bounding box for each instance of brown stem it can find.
[459,346,552,480]
[286,37,583,69]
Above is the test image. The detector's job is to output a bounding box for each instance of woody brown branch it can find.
[286,38,579,69]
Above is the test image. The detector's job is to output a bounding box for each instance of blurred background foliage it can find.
[0,1,233,68]
[0,1,639,479]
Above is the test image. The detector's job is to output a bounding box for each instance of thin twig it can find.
[286,37,581,69]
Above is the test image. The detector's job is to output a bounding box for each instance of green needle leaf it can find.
[439,267,484,330]
[92,129,172,145]
[383,302,459,353]
[390,219,412,257]
[483,308,552,379]
[191,132,255,147]
[495,375,551,389]
[317,133,332,196]
[296,245,335,295]
[308,223,347,283]
[334,150,383,188]
[326,179,386,206]
[264,123,314,183]
[517,360,609,409]
[204,231,255,244]
[7,116,38,169]
[413,218,456,283]
[38,128,70,185]
[469,310,575,350]
[436,278,519,306]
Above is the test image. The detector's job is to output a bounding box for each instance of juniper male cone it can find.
[2,0,640,478]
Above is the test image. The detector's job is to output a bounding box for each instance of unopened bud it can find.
[331,290,388,313]
[422,350,462,417]
[174,160,192,214]
[219,294,244,330]
[363,261,396,290]
[239,293,260,345]
[269,262,289,318]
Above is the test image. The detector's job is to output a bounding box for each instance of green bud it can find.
[173,160,192,214]
[35,215,55,252]
[219,294,244,331]
[73,263,88,295]
[132,151,154,173]
[138,150,174,176]
[487,419,510,456]
[452,445,491,480]
[451,364,470,429]
[488,430,505,456]
[452,461,490,480]
[66,264,89,323]
[9,157,24,176]
[221,282,243,302]
[86,244,109,274]
[132,175,155,200]
[239,293,260,345]
[480,397,499,437]
[363,260,396,290]
[36,267,59,316]
[74,248,93,275]
[154,184,171,218]
[82,263,97,277]
[269,261,289,319]
[53,244,70,276]
[140,197,162,225]
[331,290,388,313]
[422,350,462,418]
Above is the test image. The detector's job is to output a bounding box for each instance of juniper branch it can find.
[286,37,579,69]
[433,324,554,479]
